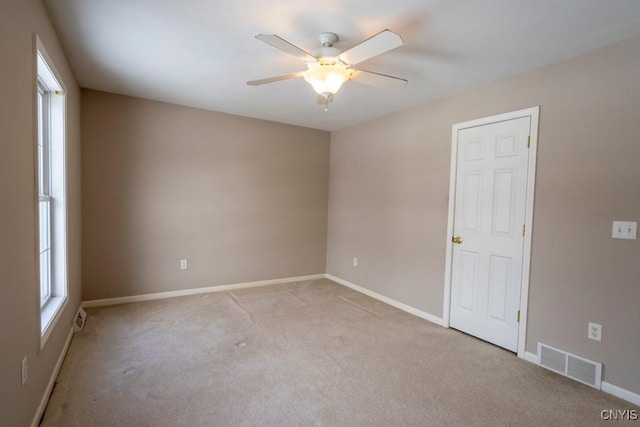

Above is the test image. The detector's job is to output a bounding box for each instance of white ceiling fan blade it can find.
[247,72,305,86]
[339,30,403,66]
[350,69,408,89]
[255,34,316,62]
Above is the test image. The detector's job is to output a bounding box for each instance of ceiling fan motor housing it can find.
[310,46,341,61]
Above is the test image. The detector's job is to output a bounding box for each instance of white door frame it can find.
[442,106,540,359]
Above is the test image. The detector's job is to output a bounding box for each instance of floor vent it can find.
[73,307,87,332]
[537,342,602,389]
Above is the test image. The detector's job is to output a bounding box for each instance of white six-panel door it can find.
[449,116,531,352]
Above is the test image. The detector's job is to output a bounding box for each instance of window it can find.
[37,39,68,348]
[38,81,53,306]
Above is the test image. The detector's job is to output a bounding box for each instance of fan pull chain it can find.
[321,92,330,112]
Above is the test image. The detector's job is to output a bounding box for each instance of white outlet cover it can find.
[180,259,188,270]
[588,322,602,342]
[612,221,637,240]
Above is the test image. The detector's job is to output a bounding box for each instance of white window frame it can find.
[36,36,68,349]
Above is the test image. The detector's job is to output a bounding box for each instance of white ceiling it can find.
[44,0,640,131]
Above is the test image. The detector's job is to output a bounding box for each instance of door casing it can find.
[442,106,540,359]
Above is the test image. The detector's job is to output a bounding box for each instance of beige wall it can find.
[327,36,640,394]
[81,90,329,301]
[0,0,82,425]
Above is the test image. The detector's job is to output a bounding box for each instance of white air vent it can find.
[73,307,87,332]
[537,342,602,389]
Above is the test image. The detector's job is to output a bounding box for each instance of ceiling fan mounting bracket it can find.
[318,32,338,47]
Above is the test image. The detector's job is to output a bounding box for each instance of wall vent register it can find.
[537,342,602,389]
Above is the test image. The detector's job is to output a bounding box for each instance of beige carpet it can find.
[41,279,638,426]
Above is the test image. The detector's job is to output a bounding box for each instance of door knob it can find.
[452,236,463,244]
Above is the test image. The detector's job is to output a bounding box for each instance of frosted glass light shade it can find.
[304,63,351,95]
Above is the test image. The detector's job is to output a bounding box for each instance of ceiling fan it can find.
[247,29,408,110]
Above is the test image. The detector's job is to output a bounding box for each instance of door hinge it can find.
[527,135,530,148]
[522,225,525,237]
[517,310,521,323]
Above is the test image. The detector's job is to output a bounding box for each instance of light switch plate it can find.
[612,221,637,240]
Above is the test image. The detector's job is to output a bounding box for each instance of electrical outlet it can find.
[588,322,602,342]
[21,356,28,385]
[352,257,358,267]
[612,221,637,240]
[180,259,188,270]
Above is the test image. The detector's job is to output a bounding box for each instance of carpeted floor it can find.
[41,279,638,426]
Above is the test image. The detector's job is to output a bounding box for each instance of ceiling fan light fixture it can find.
[303,62,351,95]
[248,30,407,107]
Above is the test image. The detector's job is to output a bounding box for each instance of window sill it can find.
[41,295,68,350]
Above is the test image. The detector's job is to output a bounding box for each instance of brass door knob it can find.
[452,236,463,244]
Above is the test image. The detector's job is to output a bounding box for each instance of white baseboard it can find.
[601,382,640,406]
[524,351,538,364]
[31,326,74,427]
[523,351,640,406]
[326,274,443,326]
[81,274,326,308]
